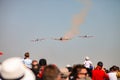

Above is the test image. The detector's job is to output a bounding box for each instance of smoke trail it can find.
[63,0,92,39]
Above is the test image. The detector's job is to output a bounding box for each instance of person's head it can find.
[85,56,89,61]
[24,52,30,58]
[60,67,70,80]
[66,64,73,72]
[97,61,103,68]
[42,64,61,80]
[39,58,47,67]
[110,65,118,72]
[76,64,88,79]
[32,60,39,69]
[69,64,88,80]
[0,57,35,80]
[32,60,38,65]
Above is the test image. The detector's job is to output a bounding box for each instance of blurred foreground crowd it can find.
[0,52,120,80]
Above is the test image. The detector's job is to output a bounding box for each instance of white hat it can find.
[85,56,90,60]
[66,64,71,67]
[0,57,35,80]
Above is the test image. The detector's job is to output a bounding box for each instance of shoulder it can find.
[86,77,92,80]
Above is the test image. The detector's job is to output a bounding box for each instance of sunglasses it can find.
[61,74,68,79]
[78,72,88,76]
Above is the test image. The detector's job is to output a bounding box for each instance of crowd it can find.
[0,52,120,80]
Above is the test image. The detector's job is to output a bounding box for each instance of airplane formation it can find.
[31,35,94,42]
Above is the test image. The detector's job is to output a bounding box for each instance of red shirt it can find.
[92,66,109,80]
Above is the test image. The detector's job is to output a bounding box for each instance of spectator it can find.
[23,52,32,69]
[117,71,120,79]
[60,67,70,80]
[39,58,47,67]
[83,56,93,77]
[69,64,91,80]
[108,65,118,80]
[66,64,73,73]
[92,61,109,80]
[0,57,35,80]
[37,58,47,79]
[42,64,61,80]
[31,60,40,80]
[116,66,120,79]
[84,57,93,69]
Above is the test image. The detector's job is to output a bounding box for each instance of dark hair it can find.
[24,52,29,59]
[97,61,103,67]
[110,65,119,71]
[43,64,60,80]
[69,64,87,80]
[66,67,73,72]
[39,58,47,66]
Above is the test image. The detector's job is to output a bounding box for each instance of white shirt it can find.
[83,60,92,68]
[108,72,117,80]
[23,58,32,68]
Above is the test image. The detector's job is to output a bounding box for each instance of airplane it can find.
[31,38,45,42]
[52,37,71,41]
[78,35,94,38]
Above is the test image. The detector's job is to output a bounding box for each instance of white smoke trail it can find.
[63,0,92,39]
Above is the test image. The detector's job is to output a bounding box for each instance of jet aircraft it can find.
[52,37,71,41]
[31,38,45,42]
[78,35,94,38]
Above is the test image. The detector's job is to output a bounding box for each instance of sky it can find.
[0,0,120,68]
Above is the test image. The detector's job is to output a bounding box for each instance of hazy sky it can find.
[0,0,120,68]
